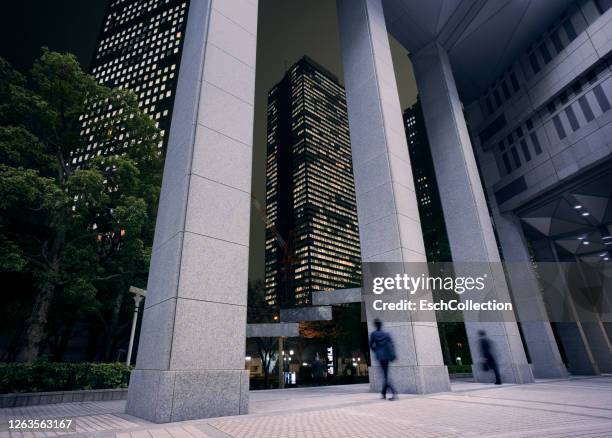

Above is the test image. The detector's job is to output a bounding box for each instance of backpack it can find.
[386,337,397,362]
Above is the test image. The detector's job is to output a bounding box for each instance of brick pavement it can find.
[1,376,611,437]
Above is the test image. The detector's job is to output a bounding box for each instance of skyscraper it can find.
[265,56,361,308]
[403,100,451,262]
[74,0,189,166]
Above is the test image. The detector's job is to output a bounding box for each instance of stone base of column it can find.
[521,321,568,379]
[581,322,612,373]
[531,361,569,379]
[556,322,600,375]
[605,322,612,341]
[368,365,450,394]
[126,369,249,423]
[472,362,534,384]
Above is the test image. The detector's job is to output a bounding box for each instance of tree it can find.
[247,279,278,388]
[0,50,163,361]
[299,305,362,354]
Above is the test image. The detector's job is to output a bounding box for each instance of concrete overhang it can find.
[246,323,300,338]
[383,0,574,103]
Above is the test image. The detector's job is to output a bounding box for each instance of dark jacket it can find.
[369,329,396,362]
[312,359,326,378]
[479,337,494,361]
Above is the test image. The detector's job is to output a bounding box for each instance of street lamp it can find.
[126,286,146,366]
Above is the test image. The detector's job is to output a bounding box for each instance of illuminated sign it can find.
[327,346,334,375]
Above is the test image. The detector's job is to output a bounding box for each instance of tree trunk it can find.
[15,279,56,362]
[54,318,76,361]
[258,344,270,389]
[438,324,451,365]
[104,291,124,361]
[2,325,25,362]
[262,360,270,389]
[15,228,65,362]
[257,337,277,389]
[87,325,100,362]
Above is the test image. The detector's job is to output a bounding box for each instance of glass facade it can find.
[74,0,189,165]
[265,57,361,307]
[403,100,451,262]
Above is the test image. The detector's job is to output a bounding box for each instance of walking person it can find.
[312,353,326,386]
[369,318,397,400]
[478,329,501,385]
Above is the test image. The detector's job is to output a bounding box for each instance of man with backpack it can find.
[369,318,397,400]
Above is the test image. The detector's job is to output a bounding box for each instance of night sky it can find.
[0,0,418,282]
[1,1,108,73]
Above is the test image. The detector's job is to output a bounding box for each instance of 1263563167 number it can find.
[4,418,76,432]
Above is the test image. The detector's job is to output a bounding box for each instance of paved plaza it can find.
[1,376,611,437]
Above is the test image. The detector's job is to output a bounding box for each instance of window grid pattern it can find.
[474,0,612,180]
[494,62,611,176]
[264,58,361,308]
[75,0,188,165]
[403,102,451,262]
[477,0,603,131]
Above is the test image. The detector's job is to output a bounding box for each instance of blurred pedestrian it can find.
[312,353,326,386]
[478,329,501,385]
[369,318,397,400]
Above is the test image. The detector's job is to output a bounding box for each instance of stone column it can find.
[531,239,599,375]
[577,320,612,372]
[549,244,602,375]
[556,322,600,374]
[492,212,567,378]
[337,0,449,394]
[572,259,612,372]
[126,0,257,422]
[412,42,534,384]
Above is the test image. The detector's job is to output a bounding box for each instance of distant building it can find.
[74,0,189,166]
[403,100,451,262]
[264,56,361,307]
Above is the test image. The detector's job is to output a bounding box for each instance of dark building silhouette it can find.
[403,99,451,262]
[264,56,361,307]
[403,100,472,367]
[73,0,189,166]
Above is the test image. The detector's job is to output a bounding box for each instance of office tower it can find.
[403,100,451,262]
[74,0,189,166]
[264,56,361,307]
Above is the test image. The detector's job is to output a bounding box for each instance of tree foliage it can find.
[247,280,279,388]
[0,50,163,362]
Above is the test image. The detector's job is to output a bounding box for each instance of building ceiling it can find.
[519,168,612,262]
[383,0,574,103]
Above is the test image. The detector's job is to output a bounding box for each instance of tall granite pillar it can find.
[531,239,599,375]
[572,259,612,372]
[126,0,258,422]
[412,42,534,384]
[577,319,612,372]
[493,212,567,378]
[337,0,450,394]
